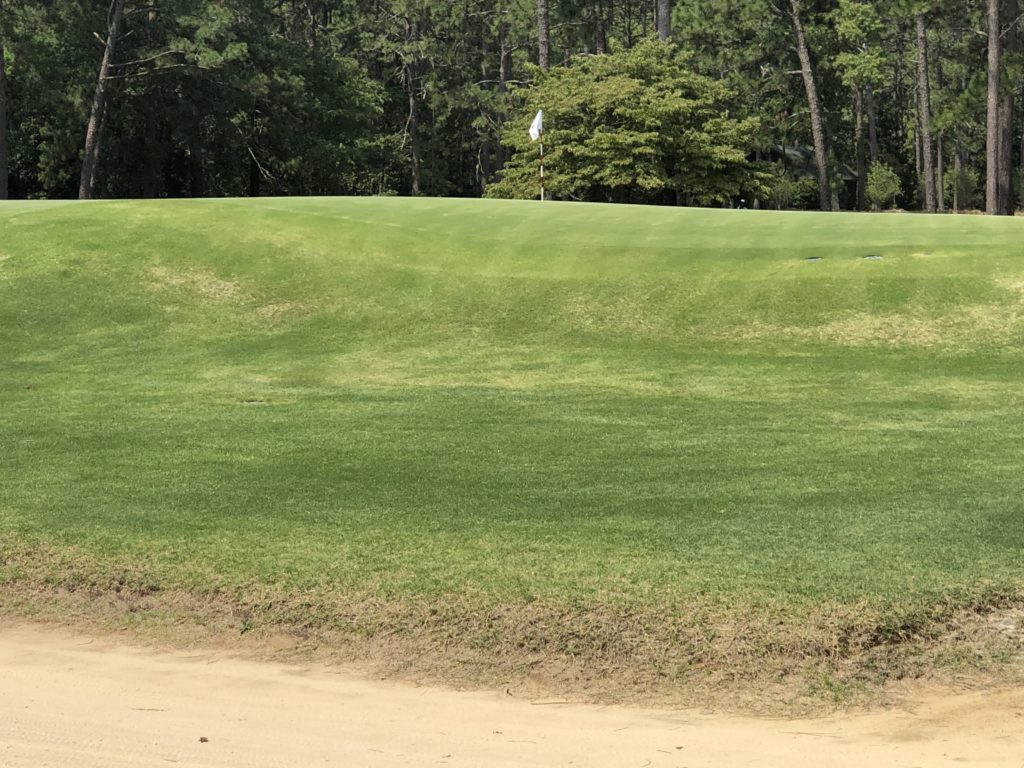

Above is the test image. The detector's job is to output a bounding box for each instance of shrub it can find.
[866,163,902,209]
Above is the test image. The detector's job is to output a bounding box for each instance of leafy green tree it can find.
[487,41,760,205]
[866,161,902,208]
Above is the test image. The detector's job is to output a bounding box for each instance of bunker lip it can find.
[1,567,1021,715]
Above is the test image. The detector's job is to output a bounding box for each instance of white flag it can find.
[529,110,543,142]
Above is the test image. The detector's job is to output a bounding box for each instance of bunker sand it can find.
[1,625,1022,767]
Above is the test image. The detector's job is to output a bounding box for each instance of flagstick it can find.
[539,138,545,202]
[529,109,545,201]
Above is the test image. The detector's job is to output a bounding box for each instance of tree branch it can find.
[110,50,188,69]
[102,63,206,81]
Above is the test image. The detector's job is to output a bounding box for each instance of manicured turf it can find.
[2,198,1023,620]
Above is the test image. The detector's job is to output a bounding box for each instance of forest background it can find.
[0,0,1019,214]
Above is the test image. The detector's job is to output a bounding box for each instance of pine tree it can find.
[79,0,125,199]
[788,0,834,211]
[0,0,8,199]
[915,11,936,212]
[986,0,1001,213]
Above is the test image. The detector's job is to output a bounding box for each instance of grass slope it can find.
[2,198,1023,703]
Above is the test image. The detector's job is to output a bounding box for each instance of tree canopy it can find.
[0,0,1020,213]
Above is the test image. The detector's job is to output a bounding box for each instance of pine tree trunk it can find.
[490,20,511,179]
[1020,85,1024,207]
[866,83,879,165]
[935,56,947,213]
[953,143,962,212]
[142,113,160,198]
[914,89,922,179]
[79,0,126,200]
[999,93,1014,213]
[656,0,671,40]
[248,150,261,197]
[937,133,945,212]
[499,21,512,91]
[916,14,936,212]
[986,0,1001,214]
[998,2,1018,215]
[0,30,8,200]
[189,146,205,198]
[537,0,550,70]
[406,62,421,196]
[789,0,833,211]
[594,0,607,54]
[752,147,762,209]
[855,87,866,211]
[894,30,907,148]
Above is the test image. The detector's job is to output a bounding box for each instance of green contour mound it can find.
[2,198,1023,705]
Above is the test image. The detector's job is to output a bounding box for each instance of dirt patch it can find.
[990,608,1024,637]
[3,625,1023,768]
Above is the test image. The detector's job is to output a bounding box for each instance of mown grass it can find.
[2,198,1023,703]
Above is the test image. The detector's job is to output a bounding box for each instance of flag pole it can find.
[530,109,545,202]
[539,136,545,202]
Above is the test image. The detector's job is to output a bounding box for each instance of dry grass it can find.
[255,301,308,320]
[561,290,674,340]
[146,266,316,328]
[995,275,1024,295]
[726,274,1024,351]
[147,265,244,303]
[731,305,1024,350]
[2,542,1021,715]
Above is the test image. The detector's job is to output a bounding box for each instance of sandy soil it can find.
[1,624,1022,768]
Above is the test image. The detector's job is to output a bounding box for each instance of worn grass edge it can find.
[2,538,1022,714]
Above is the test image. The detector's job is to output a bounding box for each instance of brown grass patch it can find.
[255,301,307,320]
[731,304,1024,350]
[996,275,1024,295]
[147,265,244,303]
[726,273,1024,350]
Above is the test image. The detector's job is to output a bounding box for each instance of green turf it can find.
[2,197,1023,614]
